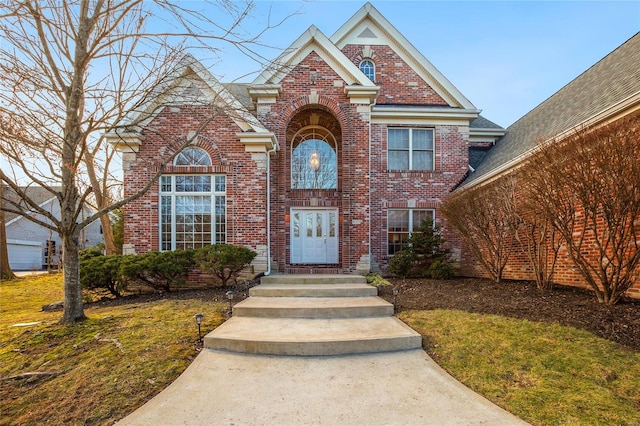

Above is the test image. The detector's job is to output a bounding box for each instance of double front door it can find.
[290,208,338,264]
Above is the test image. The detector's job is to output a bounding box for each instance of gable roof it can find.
[3,186,62,224]
[330,2,475,110]
[463,32,640,187]
[109,55,270,138]
[252,25,377,88]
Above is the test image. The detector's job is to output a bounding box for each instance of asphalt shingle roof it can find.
[470,115,503,129]
[2,186,62,223]
[465,32,640,186]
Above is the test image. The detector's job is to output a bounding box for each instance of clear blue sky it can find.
[214,1,640,128]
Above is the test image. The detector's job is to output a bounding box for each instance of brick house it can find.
[110,2,638,296]
[109,3,504,275]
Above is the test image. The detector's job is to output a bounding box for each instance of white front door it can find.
[290,209,338,264]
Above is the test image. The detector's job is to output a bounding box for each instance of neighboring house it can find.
[109,2,504,275]
[458,32,640,298]
[3,186,103,270]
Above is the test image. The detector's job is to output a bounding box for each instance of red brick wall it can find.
[458,189,640,300]
[369,123,469,271]
[123,106,268,256]
[255,51,372,272]
[342,45,449,105]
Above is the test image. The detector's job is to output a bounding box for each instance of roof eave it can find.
[459,91,640,190]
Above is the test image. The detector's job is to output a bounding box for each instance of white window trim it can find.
[359,59,375,82]
[159,174,226,251]
[387,128,435,171]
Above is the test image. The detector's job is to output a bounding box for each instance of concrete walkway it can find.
[118,275,528,425]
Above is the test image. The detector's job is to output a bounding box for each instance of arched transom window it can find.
[359,59,375,82]
[174,147,212,166]
[291,126,337,189]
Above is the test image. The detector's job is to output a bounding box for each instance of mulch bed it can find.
[87,278,640,352]
[379,278,640,352]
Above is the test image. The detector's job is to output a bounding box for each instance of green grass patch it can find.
[400,309,640,426]
[0,274,227,425]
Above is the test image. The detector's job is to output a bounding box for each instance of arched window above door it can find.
[291,126,337,189]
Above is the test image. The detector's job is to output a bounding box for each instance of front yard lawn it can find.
[1,274,638,425]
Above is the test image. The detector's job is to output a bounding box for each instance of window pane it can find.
[215,175,226,192]
[175,147,211,166]
[160,174,225,251]
[161,196,172,250]
[160,176,172,192]
[412,129,433,150]
[388,129,409,149]
[306,214,313,237]
[412,210,434,230]
[293,212,300,238]
[388,210,409,232]
[388,151,409,170]
[359,60,375,81]
[176,176,211,192]
[215,196,226,243]
[316,213,323,237]
[412,151,433,171]
[388,210,410,255]
[329,212,336,237]
[291,139,337,189]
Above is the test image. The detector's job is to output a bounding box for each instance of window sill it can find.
[386,170,437,177]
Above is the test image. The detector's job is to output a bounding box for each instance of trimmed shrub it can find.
[80,255,127,297]
[120,250,195,292]
[389,218,455,279]
[428,259,454,280]
[79,247,103,262]
[194,244,257,286]
[389,250,415,278]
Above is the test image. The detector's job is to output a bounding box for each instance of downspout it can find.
[264,144,277,275]
[367,105,372,273]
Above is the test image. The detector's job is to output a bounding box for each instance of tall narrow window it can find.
[359,59,375,82]
[291,126,338,189]
[159,175,226,251]
[160,147,225,250]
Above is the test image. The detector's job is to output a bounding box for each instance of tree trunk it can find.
[61,228,86,322]
[100,214,116,254]
[84,152,117,254]
[0,185,15,280]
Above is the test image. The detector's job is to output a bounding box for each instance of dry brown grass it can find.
[0,273,227,425]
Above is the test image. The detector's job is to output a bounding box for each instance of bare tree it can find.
[0,184,16,280]
[525,114,640,304]
[513,182,562,290]
[442,176,519,283]
[0,0,288,322]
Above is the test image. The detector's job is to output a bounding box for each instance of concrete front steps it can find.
[204,274,422,356]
